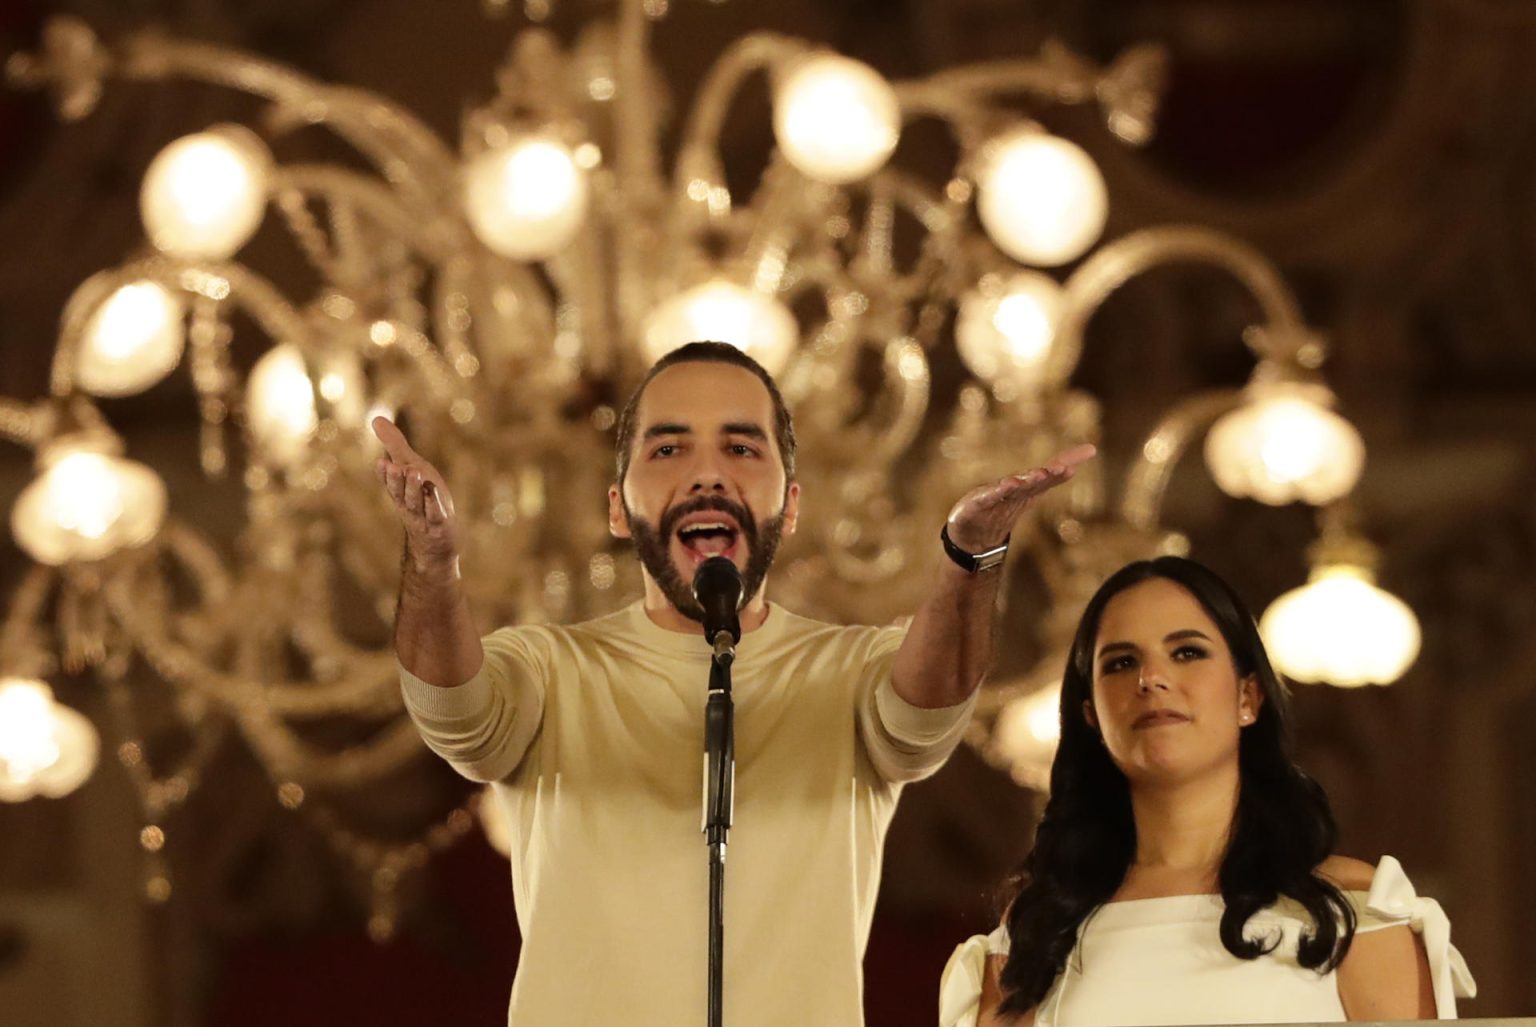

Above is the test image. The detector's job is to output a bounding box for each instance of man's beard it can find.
[626,494,785,624]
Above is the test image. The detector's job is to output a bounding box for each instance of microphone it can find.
[692,556,743,662]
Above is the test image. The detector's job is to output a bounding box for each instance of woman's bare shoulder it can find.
[1317,853,1377,890]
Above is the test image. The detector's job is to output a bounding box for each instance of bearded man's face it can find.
[607,361,799,620]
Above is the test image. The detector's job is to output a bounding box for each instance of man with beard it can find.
[375,342,1092,1025]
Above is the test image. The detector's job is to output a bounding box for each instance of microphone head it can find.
[691,555,743,608]
[692,556,744,644]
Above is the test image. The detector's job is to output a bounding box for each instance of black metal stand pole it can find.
[703,633,735,1027]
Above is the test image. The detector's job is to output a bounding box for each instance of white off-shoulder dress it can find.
[939,856,1476,1026]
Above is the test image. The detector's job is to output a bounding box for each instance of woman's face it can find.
[1083,577,1262,786]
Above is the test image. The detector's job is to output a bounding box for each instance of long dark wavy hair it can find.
[997,556,1356,1014]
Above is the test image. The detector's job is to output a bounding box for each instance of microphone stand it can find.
[702,628,735,1027]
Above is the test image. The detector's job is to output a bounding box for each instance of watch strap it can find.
[941,524,1009,573]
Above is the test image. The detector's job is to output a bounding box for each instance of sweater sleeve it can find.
[398,625,548,783]
[855,626,980,784]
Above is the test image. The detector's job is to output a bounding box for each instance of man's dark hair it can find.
[614,341,797,485]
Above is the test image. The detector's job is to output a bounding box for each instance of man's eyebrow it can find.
[722,422,769,440]
[1096,629,1213,659]
[641,422,691,440]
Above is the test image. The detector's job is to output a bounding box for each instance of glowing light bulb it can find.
[1261,565,1421,686]
[0,681,61,780]
[0,678,100,802]
[773,54,901,184]
[140,125,272,260]
[1205,390,1365,506]
[955,271,1064,389]
[976,127,1108,267]
[642,280,799,375]
[77,282,186,396]
[464,137,589,260]
[992,681,1062,792]
[246,344,318,465]
[11,447,167,565]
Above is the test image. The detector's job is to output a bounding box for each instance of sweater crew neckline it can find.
[622,599,792,658]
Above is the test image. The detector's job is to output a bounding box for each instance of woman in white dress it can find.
[941,557,1475,1025]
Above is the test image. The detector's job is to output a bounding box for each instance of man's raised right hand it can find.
[373,416,459,575]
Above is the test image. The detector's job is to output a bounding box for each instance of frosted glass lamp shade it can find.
[0,678,99,801]
[773,54,901,184]
[247,344,319,465]
[140,125,272,260]
[77,282,186,396]
[464,137,589,260]
[976,128,1108,267]
[1205,391,1365,506]
[642,280,799,376]
[1261,565,1421,686]
[955,271,1064,390]
[11,448,167,565]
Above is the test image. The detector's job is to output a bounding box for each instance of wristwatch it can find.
[941,524,1009,573]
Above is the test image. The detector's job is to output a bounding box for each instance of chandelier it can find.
[0,2,1420,931]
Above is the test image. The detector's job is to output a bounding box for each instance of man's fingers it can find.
[371,416,419,465]
[403,468,425,514]
[423,481,447,525]
[997,443,1095,496]
[384,463,407,506]
[1055,442,1097,469]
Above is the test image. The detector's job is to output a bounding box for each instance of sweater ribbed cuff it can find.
[398,661,494,721]
[874,678,978,746]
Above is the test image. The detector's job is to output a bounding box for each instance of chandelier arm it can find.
[1044,225,1314,392]
[101,664,231,822]
[271,165,466,266]
[846,169,966,297]
[867,338,932,462]
[270,167,486,382]
[158,520,232,605]
[737,157,813,294]
[675,32,805,180]
[314,483,415,606]
[773,289,929,467]
[387,323,468,407]
[0,398,45,448]
[1119,389,1245,533]
[114,30,458,201]
[288,551,390,669]
[866,170,961,244]
[0,565,58,677]
[860,177,898,277]
[434,255,559,390]
[545,230,620,378]
[613,0,665,185]
[298,791,480,937]
[239,710,425,788]
[102,558,402,718]
[432,257,487,383]
[893,51,1101,109]
[607,0,670,344]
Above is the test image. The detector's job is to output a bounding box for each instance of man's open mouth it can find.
[675,516,742,564]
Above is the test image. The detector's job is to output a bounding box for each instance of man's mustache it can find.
[659,495,757,540]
